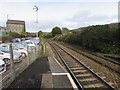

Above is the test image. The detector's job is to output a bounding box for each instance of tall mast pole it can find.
[33,6,39,37]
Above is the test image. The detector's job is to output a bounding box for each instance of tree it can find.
[62,27,69,35]
[38,30,43,37]
[51,26,62,37]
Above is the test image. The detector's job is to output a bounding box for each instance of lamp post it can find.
[33,6,39,37]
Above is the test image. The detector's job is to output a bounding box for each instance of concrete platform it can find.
[41,56,78,89]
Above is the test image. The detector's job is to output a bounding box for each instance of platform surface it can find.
[41,56,78,89]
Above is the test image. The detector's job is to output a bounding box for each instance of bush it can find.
[43,33,53,38]
[53,24,119,55]
[1,32,24,42]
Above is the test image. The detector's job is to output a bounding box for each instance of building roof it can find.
[0,26,6,30]
[6,19,25,25]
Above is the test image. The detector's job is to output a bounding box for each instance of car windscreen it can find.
[13,44,24,49]
[0,47,9,53]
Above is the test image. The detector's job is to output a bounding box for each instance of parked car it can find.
[20,38,26,41]
[0,41,2,44]
[18,42,28,47]
[18,42,32,52]
[30,38,40,45]
[12,43,28,57]
[0,51,11,66]
[11,38,21,42]
[0,44,23,63]
[1,43,27,58]
[0,59,6,74]
[25,37,31,40]
[23,40,36,47]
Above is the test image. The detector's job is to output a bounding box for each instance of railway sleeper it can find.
[71,67,84,70]
[73,69,87,73]
[83,83,105,88]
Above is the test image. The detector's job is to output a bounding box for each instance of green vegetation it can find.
[1,31,22,42]
[43,33,53,38]
[62,27,69,35]
[51,26,62,37]
[1,31,36,42]
[52,23,119,55]
[38,31,43,37]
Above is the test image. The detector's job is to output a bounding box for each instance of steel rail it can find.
[60,43,120,65]
[54,43,120,74]
[50,42,115,89]
[48,42,84,90]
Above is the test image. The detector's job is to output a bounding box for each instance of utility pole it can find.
[33,6,39,37]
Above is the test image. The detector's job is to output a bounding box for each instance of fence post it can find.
[27,45,30,66]
[9,44,15,78]
[43,43,46,54]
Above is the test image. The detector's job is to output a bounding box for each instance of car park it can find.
[0,37,40,67]
[0,37,41,83]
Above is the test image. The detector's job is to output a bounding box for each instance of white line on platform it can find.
[52,72,78,90]
[52,56,78,90]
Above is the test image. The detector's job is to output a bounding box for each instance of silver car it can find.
[0,59,6,74]
[0,44,23,63]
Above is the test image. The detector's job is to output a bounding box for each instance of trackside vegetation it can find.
[43,23,120,55]
[1,31,36,42]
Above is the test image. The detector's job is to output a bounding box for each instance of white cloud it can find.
[66,10,117,29]
[0,2,118,32]
[26,19,62,32]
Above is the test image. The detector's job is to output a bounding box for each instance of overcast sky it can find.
[0,0,119,32]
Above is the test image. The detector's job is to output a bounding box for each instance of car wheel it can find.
[3,58,11,66]
[21,52,27,58]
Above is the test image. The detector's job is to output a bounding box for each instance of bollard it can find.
[9,44,15,79]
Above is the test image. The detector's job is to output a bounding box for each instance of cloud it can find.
[0,2,118,32]
[26,19,63,32]
[66,10,118,28]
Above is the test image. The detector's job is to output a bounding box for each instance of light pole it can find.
[33,6,39,37]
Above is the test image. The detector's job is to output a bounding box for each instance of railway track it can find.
[48,42,115,89]
[54,42,120,74]
[59,42,120,65]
